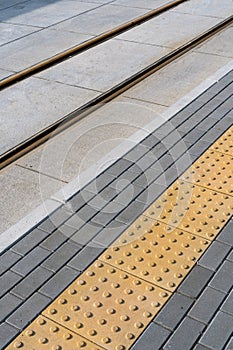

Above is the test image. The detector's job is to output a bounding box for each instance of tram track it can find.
[0,0,188,91]
[0,15,232,171]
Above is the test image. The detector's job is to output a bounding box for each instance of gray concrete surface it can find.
[172,0,233,18]
[0,69,13,79]
[0,22,40,46]
[113,0,174,10]
[117,11,219,48]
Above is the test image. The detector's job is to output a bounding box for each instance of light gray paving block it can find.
[10,228,48,256]
[97,186,118,202]
[11,267,53,300]
[220,289,233,316]
[188,287,226,324]
[116,200,146,224]
[11,246,51,276]
[0,22,39,46]
[40,230,67,252]
[184,128,204,143]
[167,139,191,158]
[0,270,22,298]
[131,322,171,350]
[74,204,98,223]
[163,316,205,350]
[133,167,161,188]
[155,166,179,187]
[150,142,168,159]
[140,133,161,150]
[209,261,233,293]
[154,121,176,136]
[38,218,57,234]
[201,128,224,144]
[39,266,79,299]
[136,182,166,205]
[42,242,82,272]
[0,250,21,276]
[69,222,103,246]
[217,221,233,246]
[47,207,72,227]
[68,242,104,271]
[109,171,139,191]
[0,322,19,349]
[113,183,143,206]
[92,220,127,247]
[7,293,51,330]
[162,130,185,146]
[193,345,212,350]
[154,292,193,331]
[65,212,86,231]
[54,224,78,238]
[187,139,211,157]
[155,153,174,169]
[178,265,214,299]
[197,116,219,132]
[199,311,233,350]
[198,241,231,272]
[0,293,23,321]
[88,194,110,210]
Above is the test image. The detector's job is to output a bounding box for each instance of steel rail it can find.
[0,0,188,90]
[1,15,232,171]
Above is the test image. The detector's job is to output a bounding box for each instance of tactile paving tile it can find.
[210,126,233,156]
[181,150,233,196]
[143,180,233,240]
[43,261,170,350]
[5,315,104,350]
[100,218,210,291]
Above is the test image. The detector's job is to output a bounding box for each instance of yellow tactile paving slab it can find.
[210,126,233,156]
[181,150,233,196]
[143,180,233,240]
[100,219,210,292]
[6,126,233,350]
[42,261,170,350]
[6,315,104,350]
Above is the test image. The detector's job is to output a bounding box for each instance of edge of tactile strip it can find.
[6,315,105,350]
[180,150,233,197]
[42,260,171,350]
[210,125,233,157]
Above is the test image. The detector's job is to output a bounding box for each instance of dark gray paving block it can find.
[55,223,78,238]
[0,293,23,321]
[162,130,185,146]
[42,242,82,272]
[11,228,48,256]
[132,152,157,173]
[113,183,143,206]
[198,241,231,272]
[210,104,232,120]
[68,243,104,271]
[220,289,233,315]
[91,202,124,226]
[168,139,192,158]
[154,121,176,136]
[225,337,233,350]
[156,166,179,187]
[116,200,146,225]
[215,116,233,131]
[11,246,51,276]
[74,204,98,223]
[47,206,73,227]
[140,133,161,149]
[150,141,168,159]
[217,221,233,246]
[202,97,224,112]
[85,172,115,192]
[227,250,233,263]
[133,167,161,188]
[184,128,205,143]
[171,109,194,127]
[0,251,21,276]
[39,266,79,299]
[187,139,211,157]
[65,211,87,230]
[215,85,233,101]
[154,292,193,331]
[163,316,205,350]
[107,158,134,176]
[69,222,102,246]
[178,265,213,299]
[193,344,212,350]
[187,97,209,110]
[98,186,118,202]
[124,145,147,162]
[7,293,51,330]
[0,322,19,349]
[66,190,95,212]
[155,153,174,170]
[92,220,127,247]
[109,171,139,191]
[38,217,57,234]
[202,128,225,143]
[11,267,53,300]
[209,261,233,293]
[40,230,67,252]
[188,286,226,324]
[197,116,218,132]
[208,81,228,94]
[131,322,171,350]
[220,71,233,84]
[0,270,22,298]
[88,194,111,211]
[136,182,166,205]
[199,311,233,350]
